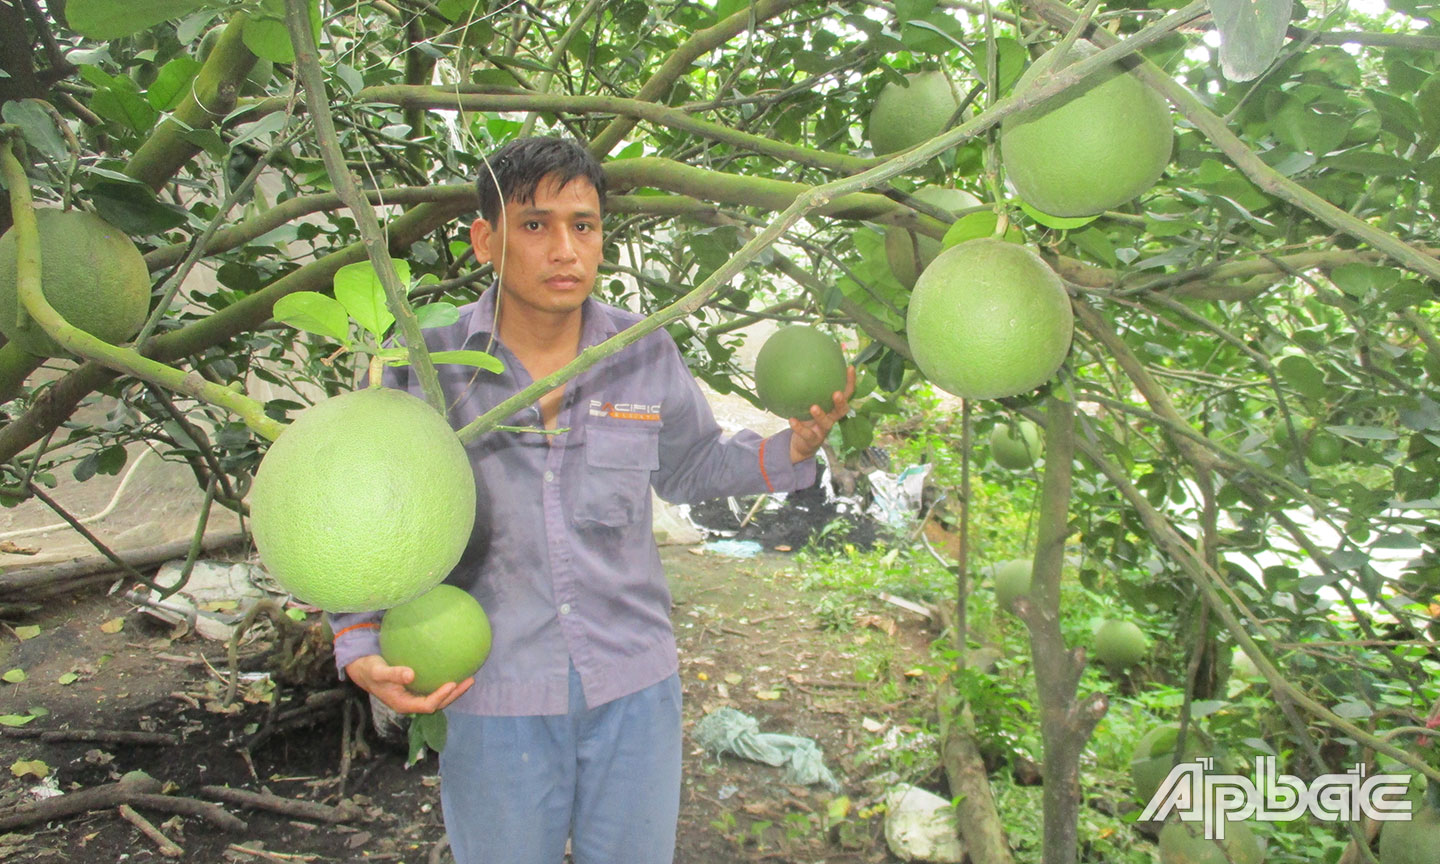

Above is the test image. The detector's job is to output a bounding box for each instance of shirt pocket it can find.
[573,426,660,528]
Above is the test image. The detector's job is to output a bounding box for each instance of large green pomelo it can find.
[990,420,1043,469]
[1379,793,1440,864]
[885,186,983,288]
[868,71,960,157]
[1094,619,1148,671]
[993,558,1033,611]
[249,387,478,613]
[380,584,492,694]
[0,209,151,358]
[754,325,848,420]
[1131,723,1211,804]
[1000,41,1173,217]
[906,238,1073,400]
[1159,820,1265,864]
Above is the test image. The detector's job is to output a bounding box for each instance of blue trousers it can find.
[438,665,682,864]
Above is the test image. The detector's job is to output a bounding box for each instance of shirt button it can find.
[559,603,572,615]
[543,470,555,483]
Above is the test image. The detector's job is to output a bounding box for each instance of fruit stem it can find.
[0,133,284,442]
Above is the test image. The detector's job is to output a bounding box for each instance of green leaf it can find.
[9,759,49,779]
[0,714,37,727]
[333,259,409,341]
[90,77,159,136]
[67,0,217,40]
[1277,355,1327,400]
[272,291,352,343]
[246,1,291,64]
[1,101,69,165]
[406,713,426,766]
[146,56,202,111]
[1206,0,1293,82]
[86,179,188,234]
[415,303,460,330]
[1417,72,1440,142]
[414,711,448,753]
[969,37,1027,94]
[13,625,39,640]
[2,668,27,684]
[230,112,289,149]
[1019,201,1098,231]
[57,672,79,685]
[941,212,1022,249]
[396,350,504,374]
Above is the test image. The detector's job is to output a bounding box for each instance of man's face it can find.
[470,174,603,318]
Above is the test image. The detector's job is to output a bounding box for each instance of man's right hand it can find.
[345,654,474,715]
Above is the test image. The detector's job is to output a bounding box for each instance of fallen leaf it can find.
[774,545,792,552]
[0,540,39,555]
[10,759,49,779]
[57,672,78,686]
[696,672,708,681]
[754,689,782,701]
[724,672,743,685]
[2,668,27,684]
[13,625,40,640]
[99,618,125,634]
[0,714,36,727]
[904,668,925,678]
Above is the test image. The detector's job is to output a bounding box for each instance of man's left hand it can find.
[789,366,856,463]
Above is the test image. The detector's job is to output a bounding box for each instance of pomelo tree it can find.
[2,1,1439,863]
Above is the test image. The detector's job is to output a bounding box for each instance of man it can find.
[329,136,852,864]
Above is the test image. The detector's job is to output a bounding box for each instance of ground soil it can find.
[0,541,940,864]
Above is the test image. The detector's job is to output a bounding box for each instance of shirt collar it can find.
[464,284,620,350]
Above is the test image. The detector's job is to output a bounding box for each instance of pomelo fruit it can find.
[754,325,847,420]
[1379,782,1440,864]
[1094,619,1148,672]
[249,387,478,613]
[999,41,1173,217]
[868,71,959,157]
[380,584,492,694]
[1130,723,1211,804]
[0,209,151,358]
[990,420,1043,469]
[993,558,1033,611]
[1159,820,1265,864]
[1306,433,1343,466]
[885,186,982,288]
[905,238,1073,400]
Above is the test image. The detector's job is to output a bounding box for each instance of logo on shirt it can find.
[589,400,661,422]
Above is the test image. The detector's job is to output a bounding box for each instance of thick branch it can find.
[360,85,875,176]
[124,14,258,191]
[588,0,812,155]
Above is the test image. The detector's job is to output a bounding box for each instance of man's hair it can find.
[474,137,606,225]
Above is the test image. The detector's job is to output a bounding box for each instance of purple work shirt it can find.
[330,287,817,715]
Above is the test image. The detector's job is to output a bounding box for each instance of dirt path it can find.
[0,544,935,863]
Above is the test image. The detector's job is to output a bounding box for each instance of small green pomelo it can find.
[906,238,1074,400]
[990,420,1043,469]
[993,559,1033,611]
[754,325,848,420]
[249,387,478,613]
[0,209,151,358]
[1000,41,1173,217]
[1094,619,1148,672]
[1159,820,1265,864]
[884,186,982,288]
[1306,433,1343,466]
[868,71,960,157]
[380,584,492,695]
[1130,723,1212,804]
